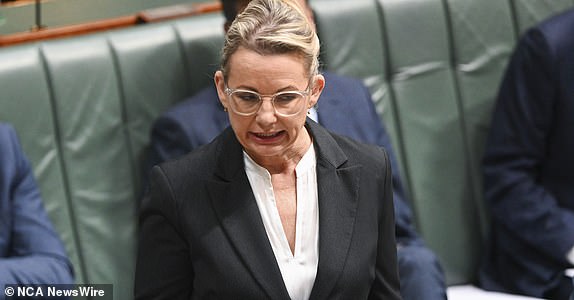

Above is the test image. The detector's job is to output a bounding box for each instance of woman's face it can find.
[215,47,324,163]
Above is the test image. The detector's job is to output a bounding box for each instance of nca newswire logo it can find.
[4,284,112,299]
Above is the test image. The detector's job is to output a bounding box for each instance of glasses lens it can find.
[231,91,261,114]
[228,89,306,116]
[273,92,304,116]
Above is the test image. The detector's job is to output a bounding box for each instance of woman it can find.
[134,0,400,299]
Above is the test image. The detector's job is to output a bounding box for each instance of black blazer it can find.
[135,120,401,300]
[147,71,419,244]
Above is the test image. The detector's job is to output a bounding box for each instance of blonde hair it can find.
[220,0,320,81]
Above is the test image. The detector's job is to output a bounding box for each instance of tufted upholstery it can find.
[0,13,224,300]
[313,0,574,286]
[0,0,572,298]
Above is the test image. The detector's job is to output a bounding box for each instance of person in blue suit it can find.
[479,8,574,300]
[147,0,446,299]
[0,123,74,293]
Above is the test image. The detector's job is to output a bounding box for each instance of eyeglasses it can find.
[224,85,310,117]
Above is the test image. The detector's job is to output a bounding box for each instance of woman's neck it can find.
[249,128,312,175]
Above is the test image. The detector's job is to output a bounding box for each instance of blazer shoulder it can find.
[0,124,24,170]
[538,7,574,36]
[157,139,219,181]
[163,86,221,121]
[0,123,17,147]
[337,133,388,165]
[322,71,365,88]
[154,127,237,185]
[525,8,574,57]
[321,71,370,100]
[153,86,228,148]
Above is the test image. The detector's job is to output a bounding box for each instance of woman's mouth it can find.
[251,131,285,143]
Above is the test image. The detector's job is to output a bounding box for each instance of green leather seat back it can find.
[380,0,478,285]
[108,22,189,193]
[313,0,574,285]
[40,35,136,300]
[174,13,225,96]
[445,0,517,246]
[0,13,226,298]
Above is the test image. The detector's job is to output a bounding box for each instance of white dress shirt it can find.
[244,145,319,300]
[565,248,574,278]
[308,106,318,123]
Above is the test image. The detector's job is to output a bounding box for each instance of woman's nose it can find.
[255,99,277,125]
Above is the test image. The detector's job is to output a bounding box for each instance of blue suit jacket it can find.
[149,71,419,243]
[0,123,73,287]
[479,8,574,298]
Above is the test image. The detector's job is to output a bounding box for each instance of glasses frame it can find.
[224,83,311,117]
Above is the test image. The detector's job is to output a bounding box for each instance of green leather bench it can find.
[314,0,573,286]
[0,0,572,299]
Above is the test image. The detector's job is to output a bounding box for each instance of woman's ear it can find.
[214,70,229,110]
[309,74,325,107]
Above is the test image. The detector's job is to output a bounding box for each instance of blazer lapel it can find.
[306,121,362,300]
[207,128,290,300]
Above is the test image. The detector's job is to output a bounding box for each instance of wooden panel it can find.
[0,15,138,46]
[137,2,222,23]
[0,1,222,47]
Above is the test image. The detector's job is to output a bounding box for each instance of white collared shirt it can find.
[244,145,319,300]
[308,106,318,123]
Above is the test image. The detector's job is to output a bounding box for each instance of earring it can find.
[223,107,228,112]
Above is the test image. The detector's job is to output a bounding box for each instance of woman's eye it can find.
[275,93,299,103]
[235,92,259,102]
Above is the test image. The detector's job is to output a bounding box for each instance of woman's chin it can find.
[245,144,284,160]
